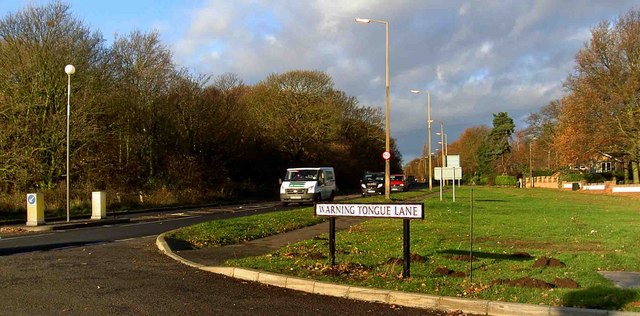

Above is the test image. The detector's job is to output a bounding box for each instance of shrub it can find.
[583,173,605,184]
[495,175,517,186]
[469,176,491,185]
[534,169,554,177]
[560,171,584,182]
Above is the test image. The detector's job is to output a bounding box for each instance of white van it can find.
[280,167,337,205]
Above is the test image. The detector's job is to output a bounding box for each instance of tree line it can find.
[0,2,402,209]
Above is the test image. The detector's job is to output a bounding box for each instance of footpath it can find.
[155,218,640,316]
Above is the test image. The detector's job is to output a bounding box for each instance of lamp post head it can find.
[410,89,421,94]
[355,18,371,23]
[65,64,75,75]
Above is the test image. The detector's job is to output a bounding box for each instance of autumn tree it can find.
[447,125,490,181]
[108,30,177,186]
[561,9,640,183]
[0,3,404,208]
[525,99,562,171]
[0,2,106,191]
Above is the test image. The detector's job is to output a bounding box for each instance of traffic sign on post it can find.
[382,151,391,160]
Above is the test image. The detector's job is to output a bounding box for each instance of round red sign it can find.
[382,151,391,160]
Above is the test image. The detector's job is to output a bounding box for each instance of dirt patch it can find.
[449,254,477,261]
[493,277,579,289]
[532,257,566,268]
[493,277,554,289]
[473,237,602,252]
[554,277,579,288]
[321,263,370,278]
[0,226,27,234]
[386,258,403,265]
[306,252,326,260]
[434,267,466,278]
[385,253,426,264]
[411,253,426,263]
[510,252,533,259]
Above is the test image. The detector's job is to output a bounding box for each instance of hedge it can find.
[495,175,517,186]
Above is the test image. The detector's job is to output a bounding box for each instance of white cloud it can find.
[169,0,638,165]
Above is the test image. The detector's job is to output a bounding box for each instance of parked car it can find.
[361,171,385,196]
[406,175,417,186]
[390,174,406,192]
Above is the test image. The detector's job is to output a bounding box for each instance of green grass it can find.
[169,187,640,311]
[166,207,326,248]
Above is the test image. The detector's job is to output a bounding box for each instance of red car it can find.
[390,174,406,192]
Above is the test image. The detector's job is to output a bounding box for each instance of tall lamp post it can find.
[438,132,448,186]
[529,139,535,189]
[410,89,432,190]
[356,17,391,200]
[65,64,75,222]
[436,122,445,201]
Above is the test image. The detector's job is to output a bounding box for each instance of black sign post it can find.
[315,203,424,278]
[329,217,336,266]
[403,218,410,278]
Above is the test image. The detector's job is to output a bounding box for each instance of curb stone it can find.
[156,232,640,316]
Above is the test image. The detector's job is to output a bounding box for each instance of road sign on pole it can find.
[382,151,391,160]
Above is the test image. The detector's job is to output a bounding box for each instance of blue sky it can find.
[2,1,639,164]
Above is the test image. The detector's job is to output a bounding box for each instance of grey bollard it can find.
[91,191,106,220]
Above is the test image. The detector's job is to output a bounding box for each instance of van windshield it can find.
[285,170,319,181]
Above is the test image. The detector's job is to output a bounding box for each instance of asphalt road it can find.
[0,200,450,315]
[1,236,446,315]
[0,202,285,256]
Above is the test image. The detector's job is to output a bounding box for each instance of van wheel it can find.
[282,202,289,206]
[328,191,335,201]
[314,193,321,202]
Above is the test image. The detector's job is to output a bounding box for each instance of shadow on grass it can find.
[437,249,534,261]
[563,286,638,311]
[164,237,197,251]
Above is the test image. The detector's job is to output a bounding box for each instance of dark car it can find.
[361,172,385,196]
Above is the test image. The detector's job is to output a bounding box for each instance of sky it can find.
[2,0,639,164]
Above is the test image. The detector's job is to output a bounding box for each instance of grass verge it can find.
[169,187,640,311]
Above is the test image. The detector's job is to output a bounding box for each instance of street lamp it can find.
[438,132,448,186]
[410,89,432,190]
[356,17,391,200]
[436,122,445,201]
[65,64,75,222]
[529,138,536,189]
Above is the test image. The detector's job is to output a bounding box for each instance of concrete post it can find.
[26,193,45,226]
[91,191,106,220]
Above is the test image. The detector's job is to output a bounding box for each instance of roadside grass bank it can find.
[170,187,640,311]
[165,190,431,248]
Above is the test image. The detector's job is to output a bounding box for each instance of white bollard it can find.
[91,191,106,220]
